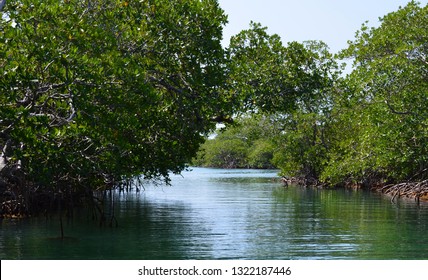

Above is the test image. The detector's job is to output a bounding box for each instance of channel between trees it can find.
[1,1,428,219]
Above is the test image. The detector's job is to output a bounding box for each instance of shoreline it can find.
[371,181,428,203]
[281,177,428,203]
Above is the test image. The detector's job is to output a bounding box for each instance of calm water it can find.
[1,167,428,260]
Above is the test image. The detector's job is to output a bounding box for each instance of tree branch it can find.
[0,0,6,11]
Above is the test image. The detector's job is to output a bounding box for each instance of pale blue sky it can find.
[218,0,428,53]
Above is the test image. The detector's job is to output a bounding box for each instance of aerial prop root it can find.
[377,179,428,203]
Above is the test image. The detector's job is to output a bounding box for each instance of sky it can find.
[218,0,428,53]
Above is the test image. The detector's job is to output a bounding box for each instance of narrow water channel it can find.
[1,167,428,259]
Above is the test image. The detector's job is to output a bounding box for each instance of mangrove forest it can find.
[1,0,428,219]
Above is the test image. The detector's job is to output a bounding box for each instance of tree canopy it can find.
[196,1,428,192]
[2,0,428,217]
[226,22,337,115]
[221,22,340,183]
[1,0,229,215]
[322,1,428,186]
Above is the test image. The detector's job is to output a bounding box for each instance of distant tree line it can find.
[193,115,279,169]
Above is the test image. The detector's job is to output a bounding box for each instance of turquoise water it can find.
[1,167,428,259]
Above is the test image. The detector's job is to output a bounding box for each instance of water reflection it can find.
[1,168,428,259]
[272,186,428,259]
[115,197,213,259]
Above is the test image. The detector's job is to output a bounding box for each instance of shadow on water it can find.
[0,193,213,260]
[2,168,428,260]
[271,186,428,259]
[45,236,80,242]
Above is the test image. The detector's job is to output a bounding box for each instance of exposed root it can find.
[374,179,428,203]
[281,176,326,188]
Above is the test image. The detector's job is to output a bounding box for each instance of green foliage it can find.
[1,0,427,219]
[272,112,330,181]
[193,116,278,169]
[322,1,428,185]
[248,139,275,169]
[0,0,229,201]
[225,23,340,181]
[219,2,428,187]
[226,23,338,115]
[196,138,249,169]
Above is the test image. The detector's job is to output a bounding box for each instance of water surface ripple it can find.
[1,167,428,259]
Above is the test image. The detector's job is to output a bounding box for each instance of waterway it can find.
[1,167,428,259]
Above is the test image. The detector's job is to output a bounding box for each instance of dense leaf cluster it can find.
[193,116,278,169]
[206,23,339,183]
[200,1,428,188]
[1,0,229,215]
[323,1,428,185]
